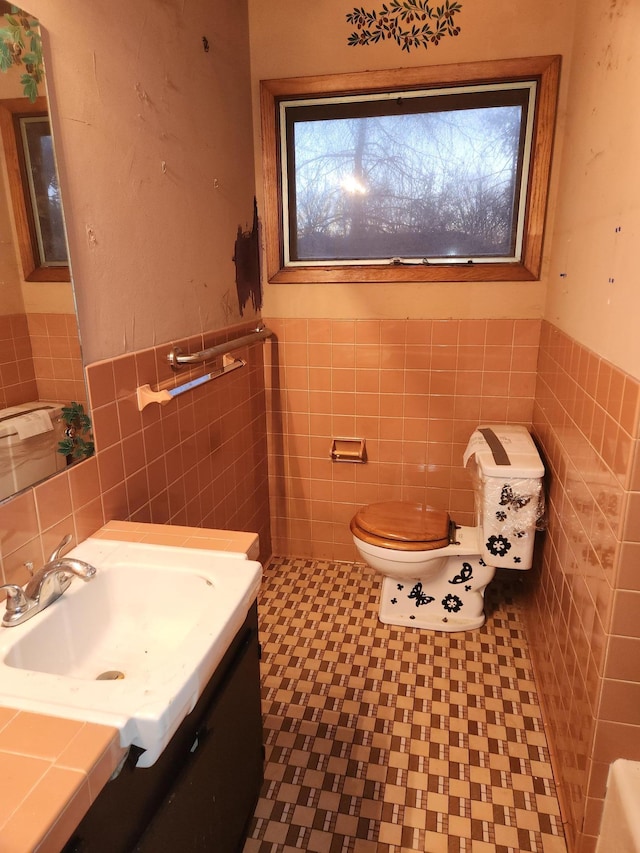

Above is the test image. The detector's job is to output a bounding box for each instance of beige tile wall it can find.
[0,313,85,411]
[528,320,640,853]
[27,313,86,408]
[0,321,272,589]
[264,317,541,560]
[0,313,37,408]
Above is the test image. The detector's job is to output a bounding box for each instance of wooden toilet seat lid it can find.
[353,501,451,548]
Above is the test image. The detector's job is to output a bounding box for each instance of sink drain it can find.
[96,670,125,680]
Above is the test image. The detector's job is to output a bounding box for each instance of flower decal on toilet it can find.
[442,594,463,613]
[486,534,511,557]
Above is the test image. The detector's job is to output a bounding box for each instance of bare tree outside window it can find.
[282,85,533,266]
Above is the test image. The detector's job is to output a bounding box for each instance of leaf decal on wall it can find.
[346,0,463,52]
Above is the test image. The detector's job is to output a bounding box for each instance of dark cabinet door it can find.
[134,623,263,851]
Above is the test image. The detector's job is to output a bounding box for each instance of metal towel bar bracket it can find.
[137,355,246,411]
[167,324,273,370]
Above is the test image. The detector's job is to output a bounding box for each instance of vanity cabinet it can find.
[62,602,263,853]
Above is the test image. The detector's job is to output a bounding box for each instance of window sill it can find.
[268,261,538,284]
[25,266,71,283]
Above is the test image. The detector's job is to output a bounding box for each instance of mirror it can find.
[0,3,90,502]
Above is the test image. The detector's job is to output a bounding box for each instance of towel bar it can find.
[136,355,245,411]
[167,324,272,369]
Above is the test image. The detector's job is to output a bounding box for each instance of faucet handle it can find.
[0,584,28,614]
[47,534,73,564]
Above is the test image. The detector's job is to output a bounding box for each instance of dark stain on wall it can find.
[233,198,262,315]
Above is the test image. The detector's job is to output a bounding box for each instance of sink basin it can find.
[0,537,261,766]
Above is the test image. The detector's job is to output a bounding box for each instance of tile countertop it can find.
[0,521,260,853]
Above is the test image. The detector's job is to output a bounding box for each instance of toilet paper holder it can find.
[330,437,367,463]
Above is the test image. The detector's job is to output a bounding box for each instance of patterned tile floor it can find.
[243,557,567,853]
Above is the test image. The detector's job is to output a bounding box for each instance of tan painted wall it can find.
[0,172,23,315]
[249,0,577,321]
[544,0,640,380]
[27,0,259,363]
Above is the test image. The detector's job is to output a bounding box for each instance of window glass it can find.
[283,84,534,267]
[19,115,67,266]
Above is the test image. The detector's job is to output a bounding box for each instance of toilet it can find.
[351,425,544,632]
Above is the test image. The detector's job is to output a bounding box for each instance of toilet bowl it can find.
[351,425,544,632]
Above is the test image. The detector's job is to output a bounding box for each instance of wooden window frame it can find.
[0,96,70,282]
[260,55,561,284]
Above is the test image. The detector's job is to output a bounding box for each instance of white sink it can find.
[0,537,261,767]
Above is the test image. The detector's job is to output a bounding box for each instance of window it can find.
[260,56,560,283]
[0,96,69,281]
[18,115,67,267]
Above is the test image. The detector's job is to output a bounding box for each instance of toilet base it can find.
[378,556,495,632]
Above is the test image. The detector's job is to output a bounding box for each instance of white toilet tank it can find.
[0,402,66,501]
[464,425,545,570]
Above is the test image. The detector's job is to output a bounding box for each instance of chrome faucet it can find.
[0,535,97,627]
